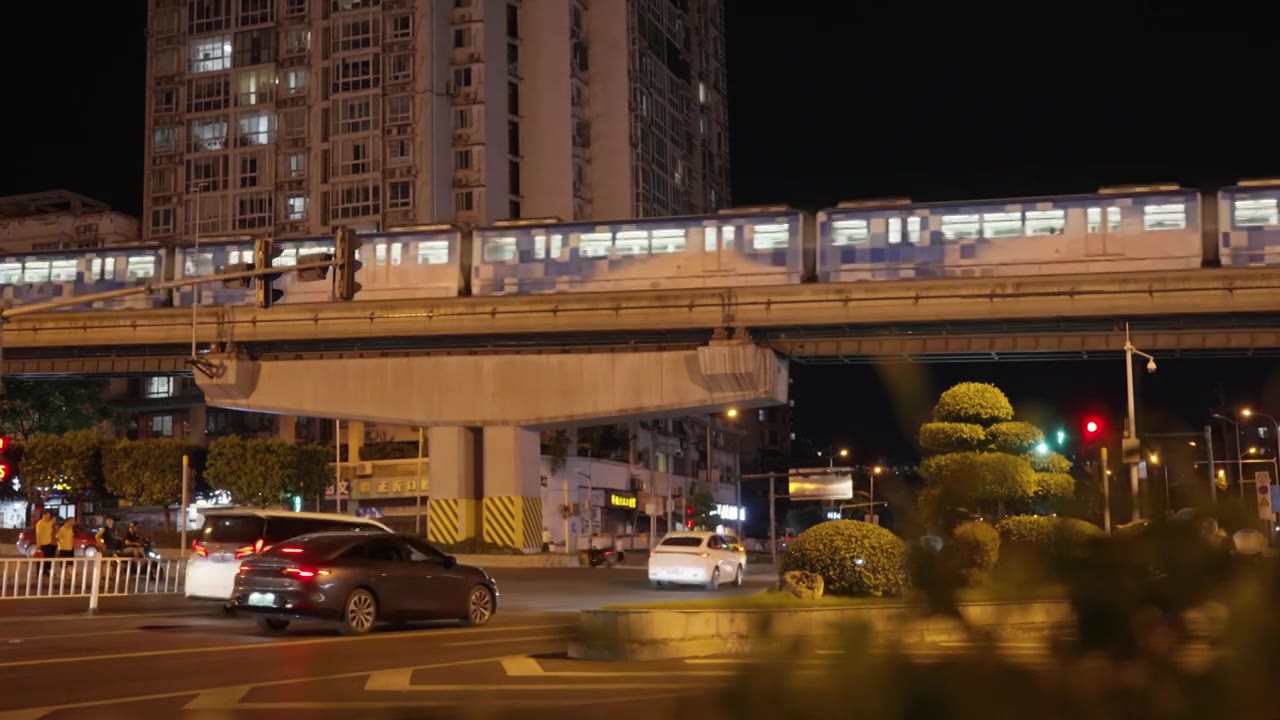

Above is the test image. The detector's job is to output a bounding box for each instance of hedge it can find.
[994,514,1105,580]
[780,520,909,598]
[941,520,1001,586]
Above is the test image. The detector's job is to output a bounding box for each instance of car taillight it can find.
[698,552,711,558]
[283,566,326,579]
[192,540,208,558]
[280,547,304,554]
[234,538,265,559]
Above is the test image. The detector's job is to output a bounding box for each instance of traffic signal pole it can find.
[1101,446,1111,533]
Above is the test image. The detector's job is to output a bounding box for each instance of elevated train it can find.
[2,181,1278,312]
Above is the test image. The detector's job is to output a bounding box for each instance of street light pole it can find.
[1124,323,1156,523]
[1213,413,1247,497]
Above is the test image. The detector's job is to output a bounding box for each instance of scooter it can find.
[586,547,623,568]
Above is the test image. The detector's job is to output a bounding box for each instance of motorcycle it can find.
[586,547,623,568]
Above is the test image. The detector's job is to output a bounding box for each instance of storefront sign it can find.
[607,492,638,509]
[717,504,746,522]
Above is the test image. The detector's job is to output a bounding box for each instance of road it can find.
[0,565,777,719]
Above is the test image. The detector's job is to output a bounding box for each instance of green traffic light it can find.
[1056,430,1065,446]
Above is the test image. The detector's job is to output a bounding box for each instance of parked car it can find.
[648,531,745,589]
[230,531,498,634]
[16,524,99,557]
[186,509,392,605]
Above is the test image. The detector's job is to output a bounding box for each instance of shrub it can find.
[435,537,525,556]
[941,521,1001,586]
[994,514,1105,580]
[780,520,909,597]
[932,382,1014,425]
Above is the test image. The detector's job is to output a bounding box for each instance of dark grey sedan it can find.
[229,532,498,635]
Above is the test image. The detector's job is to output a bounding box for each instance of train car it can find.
[470,208,807,296]
[1217,179,1280,268]
[0,245,167,311]
[815,186,1205,282]
[172,238,257,306]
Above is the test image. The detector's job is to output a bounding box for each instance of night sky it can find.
[2,5,1278,466]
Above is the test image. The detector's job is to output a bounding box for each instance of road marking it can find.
[501,656,736,678]
[0,622,571,670]
[442,634,564,646]
[0,654,517,720]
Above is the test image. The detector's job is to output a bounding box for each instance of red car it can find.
[15,525,100,557]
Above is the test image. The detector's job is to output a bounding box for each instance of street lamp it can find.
[1211,412,1247,496]
[1242,408,1280,463]
[818,447,849,468]
[1124,323,1156,522]
[869,465,883,525]
[1149,452,1170,513]
[725,408,739,419]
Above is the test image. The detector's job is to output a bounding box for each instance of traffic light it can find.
[1084,419,1101,437]
[685,506,694,530]
[0,436,12,486]
[335,226,362,301]
[254,238,284,309]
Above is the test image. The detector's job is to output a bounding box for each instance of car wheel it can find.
[706,566,721,591]
[734,565,744,586]
[340,588,378,635]
[23,545,35,559]
[82,547,97,558]
[650,580,664,589]
[462,585,495,627]
[256,617,290,633]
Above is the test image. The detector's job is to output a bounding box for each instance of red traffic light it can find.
[0,437,10,452]
[1085,420,1099,434]
[685,507,693,515]
[685,519,694,529]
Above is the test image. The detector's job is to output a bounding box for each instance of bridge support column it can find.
[481,426,543,552]
[425,426,481,545]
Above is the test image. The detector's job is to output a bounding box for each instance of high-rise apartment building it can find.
[143,0,730,244]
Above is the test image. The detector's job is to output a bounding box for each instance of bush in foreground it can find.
[780,520,908,597]
[994,514,1104,579]
[940,520,1001,586]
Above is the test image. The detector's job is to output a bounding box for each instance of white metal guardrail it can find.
[0,556,185,611]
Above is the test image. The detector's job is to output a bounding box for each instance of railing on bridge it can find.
[0,556,186,610]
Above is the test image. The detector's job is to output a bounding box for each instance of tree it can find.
[19,430,104,503]
[102,438,193,530]
[688,486,719,529]
[542,429,572,474]
[0,379,119,441]
[205,436,333,507]
[917,382,1074,527]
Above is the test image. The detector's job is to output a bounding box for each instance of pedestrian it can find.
[34,511,56,577]
[56,518,77,559]
[541,526,551,553]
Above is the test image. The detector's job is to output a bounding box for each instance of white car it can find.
[186,509,392,606]
[648,531,745,589]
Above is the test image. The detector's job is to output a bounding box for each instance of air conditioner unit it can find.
[355,462,374,477]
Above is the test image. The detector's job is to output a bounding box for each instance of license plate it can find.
[247,592,276,607]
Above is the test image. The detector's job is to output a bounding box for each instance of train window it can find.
[533,234,547,260]
[982,212,1023,238]
[703,227,717,252]
[482,237,517,262]
[90,258,104,280]
[374,243,388,266]
[721,226,736,248]
[0,263,20,284]
[390,243,403,266]
[907,216,922,244]
[831,219,868,246]
[185,252,215,276]
[1234,198,1279,227]
[275,248,299,267]
[579,232,612,258]
[652,229,684,254]
[128,257,157,279]
[417,240,449,265]
[547,233,565,259]
[887,217,902,244]
[615,231,649,256]
[751,223,789,250]
[1024,210,1065,236]
[1143,204,1186,231]
[1087,207,1121,234]
[22,262,51,283]
[49,260,78,282]
[940,215,980,241]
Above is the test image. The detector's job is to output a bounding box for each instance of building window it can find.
[238,152,263,188]
[285,195,308,221]
[508,199,521,219]
[283,151,306,178]
[282,68,308,96]
[236,68,275,105]
[388,54,413,83]
[151,415,174,437]
[146,376,176,398]
[387,138,412,164]
[508,120,520,155]
[334,138,376,176]
[282,108,307,139]
[189,0,231,34]
[188,117,229,152]
[387,94,412,124]
[388,14,413,39]
[507,82,520,115]
[153,87,177,114]
[330,180,381,219]
[507,42,519,77]
[150,207,176,236]
[453,27,472,49]
[333,55,380,94]
[186,155,230,194]
[238,111,275,146]
[152,167,177,195]
[188,75,231,112]
[189,36,232,73]
[455,190,475,212]
[455,148,473,170]
[236,192,272,230]
[388,181,413,210]
[508,160,520,195]
[453,66,474,88]
[238,0,274,25]
[284,28,311,54]
[285,0,306,16]
[453,107,474,129]
[506,3,519,38]
[334,95,377,135]
[153,126,179,153]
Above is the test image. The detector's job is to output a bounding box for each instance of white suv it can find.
[648,531,745,589]
[186,509,392,604]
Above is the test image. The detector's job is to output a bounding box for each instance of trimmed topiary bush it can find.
[780,520,909,597]
[941,520,1001,586]
[994,514,1105,580]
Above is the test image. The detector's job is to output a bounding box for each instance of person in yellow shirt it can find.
[34,510,56,576]
[56,518,78,558]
